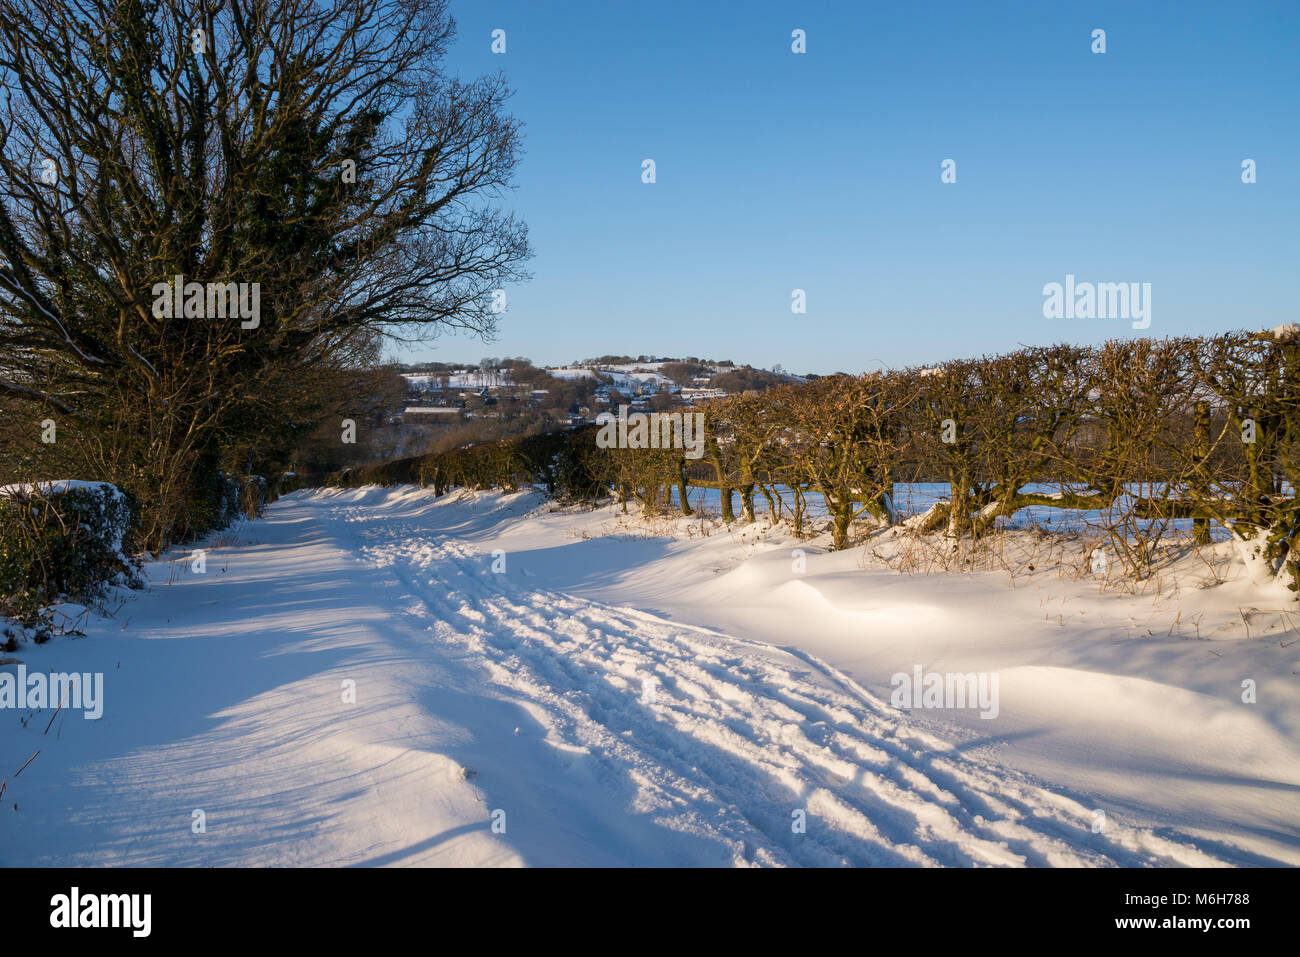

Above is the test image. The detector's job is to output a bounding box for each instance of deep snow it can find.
[2,486,1297,866]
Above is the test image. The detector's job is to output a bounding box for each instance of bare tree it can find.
[0,0,530,545]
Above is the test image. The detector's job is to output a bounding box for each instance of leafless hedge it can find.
[323,331,1299,592]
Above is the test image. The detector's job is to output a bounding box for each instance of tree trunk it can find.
[830,497,853,550]
[708,446,735,523]
[1192,400,1212,546]
[677,458,694,516]
[947,469,971,538]
[720,487,735,522]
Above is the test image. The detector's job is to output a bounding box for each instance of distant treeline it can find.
[306,333,1300,591]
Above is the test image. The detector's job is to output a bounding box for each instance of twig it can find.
[14,750,39,776]
[44,690,68,734]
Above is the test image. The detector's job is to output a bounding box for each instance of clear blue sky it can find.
[399,0,1299,375]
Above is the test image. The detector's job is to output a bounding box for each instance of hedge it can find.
[0,481,142,625]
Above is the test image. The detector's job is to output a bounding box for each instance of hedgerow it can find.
[0,481,142,627]
[306,332,1300,592]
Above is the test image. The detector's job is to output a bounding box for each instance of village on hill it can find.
[393,356,799,429]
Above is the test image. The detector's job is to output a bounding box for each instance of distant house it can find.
[680,387,726,403]
[402,406,463,419]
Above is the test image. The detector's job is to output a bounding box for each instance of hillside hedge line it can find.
[302,333,1299,590]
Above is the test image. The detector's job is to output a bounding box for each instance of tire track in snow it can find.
[339,500,1230,867]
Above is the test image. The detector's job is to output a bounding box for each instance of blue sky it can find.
[400,0,1299,374]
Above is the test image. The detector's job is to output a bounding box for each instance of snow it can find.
[2,485,1297,866]
[546,367,598,380]
[552,365,677,391]
[0,480,133,555]
[0,479,124,500]
[607,370,673,389]
[403,371,513,389]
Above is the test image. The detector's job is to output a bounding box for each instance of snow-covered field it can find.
[2,486,1298,866]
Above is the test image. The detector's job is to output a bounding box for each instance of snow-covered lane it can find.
[334,494,1249,867]
[2,487,1290,866]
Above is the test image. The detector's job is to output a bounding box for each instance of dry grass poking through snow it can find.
[552,492,1300,644]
